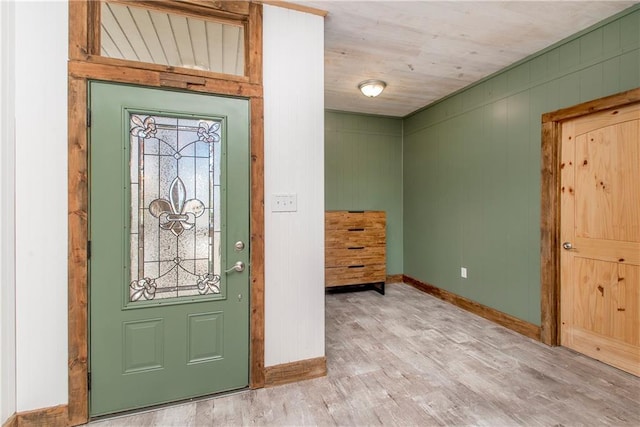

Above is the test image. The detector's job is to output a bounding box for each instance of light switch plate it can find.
[272,194,297,212]
[461,267,468,279]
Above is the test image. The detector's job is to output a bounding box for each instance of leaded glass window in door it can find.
[129,114,222,301]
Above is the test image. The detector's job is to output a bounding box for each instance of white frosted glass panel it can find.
[195,137,210,157]
[130,183,139,226]
[143,210,159,259]
[213,142,221,185]
[213,231,221,275]
[144,261,159,279]
[178,158,196,202]
[177,226,196,261]
[194,214,209,260]
[180,259,195,275]
[129,113,222,302]
[158,232,178,262]
[155,260,177,291]
[195,259,208,276]
[130,234,139,283]
[195,157,209,203]
[130,139,139,183]
[158,131,177,156]
[177,262,195,287]
[214,186,221,232]
[143,137,159,155]
[159,155,178,194]
[154,116,178,126]
[177,129,196,156]
[143,154,159,203]
[179,288,200,297]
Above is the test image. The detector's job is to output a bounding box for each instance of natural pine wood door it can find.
[560,102,640,376]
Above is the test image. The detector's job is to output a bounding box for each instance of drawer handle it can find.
[348,210,364,213]
[348,228,365,232]
[348,265,365,269]
[348,246,365,250]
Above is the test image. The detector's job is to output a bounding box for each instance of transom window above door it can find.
[100,1,246,76]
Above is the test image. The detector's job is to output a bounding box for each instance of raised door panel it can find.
[575,121,640,242]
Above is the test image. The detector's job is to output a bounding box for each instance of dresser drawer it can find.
[325,211,385,230]
[324,210,386,292]
[325,264,386,287]
[325,228,385,248]
[325,246,385,267]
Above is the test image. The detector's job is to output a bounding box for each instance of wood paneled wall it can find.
[14,0,69,414]
[262,5,326,367]
[402,7,640,327]
[325,111,403,275]
[0,0,17,422]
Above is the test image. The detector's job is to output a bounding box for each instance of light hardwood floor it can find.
[90,283,640,426]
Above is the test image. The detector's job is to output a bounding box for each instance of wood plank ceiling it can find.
[294,1,637,117]
[100,1,636,117]
[101,2,245,76]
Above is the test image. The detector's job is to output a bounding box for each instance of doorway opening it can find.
[68,1,264,424]
[540,88,640,374]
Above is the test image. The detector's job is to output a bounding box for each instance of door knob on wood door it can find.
[562,242,574,250]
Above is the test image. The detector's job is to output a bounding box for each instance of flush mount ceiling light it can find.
[358,79,386,97]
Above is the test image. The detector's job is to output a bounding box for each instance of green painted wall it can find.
[325,111,403,274]
[402,7,640,325]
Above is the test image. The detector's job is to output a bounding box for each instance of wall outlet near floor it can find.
[272,193,297,212]
[461,267,468,279]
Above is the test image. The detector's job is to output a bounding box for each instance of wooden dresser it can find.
[325,210,386,294]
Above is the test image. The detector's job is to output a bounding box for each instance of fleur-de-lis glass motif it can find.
[130,278,157,301]
[130,115,157,138]
[197,121,221,143]
[197,273,221,295]
[149,177,205,236]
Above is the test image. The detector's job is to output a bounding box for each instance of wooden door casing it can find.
[68,3,266,423]
[560,102,640,376]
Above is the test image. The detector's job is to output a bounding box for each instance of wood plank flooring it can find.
[90,283,640,426]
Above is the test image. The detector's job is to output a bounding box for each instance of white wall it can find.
[1,0,17,422]
[14,1,69,412]
[263,5,326,366]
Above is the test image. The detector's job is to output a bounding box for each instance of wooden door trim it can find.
[68,2,264,425]
[539,87,640,346]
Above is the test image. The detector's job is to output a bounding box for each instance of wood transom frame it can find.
[67,1,265,425]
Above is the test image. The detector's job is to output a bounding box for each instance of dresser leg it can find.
[375,282,385,295]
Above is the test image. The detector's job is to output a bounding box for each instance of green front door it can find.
[89,82,250,416]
